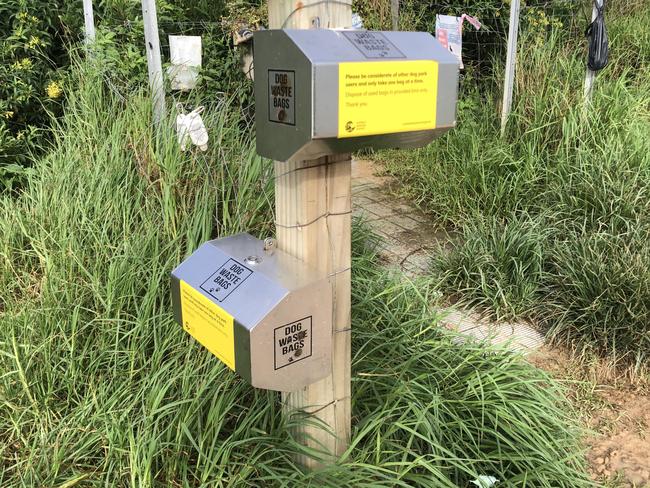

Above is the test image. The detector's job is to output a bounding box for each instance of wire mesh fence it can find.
[91,0,601,280]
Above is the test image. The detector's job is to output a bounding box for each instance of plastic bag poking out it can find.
[352,13,364,29]
[586,1,608,71]
[471,476,499,488]
[176,106,208,152]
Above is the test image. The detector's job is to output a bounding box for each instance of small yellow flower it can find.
[31,16,39,23]
[17,12,28,20]
[3,111,14,119]
[27,36,42,49]
[11,58,33,71]
[46,81,63,99]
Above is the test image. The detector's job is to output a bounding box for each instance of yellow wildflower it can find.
[31,16,38,23]
[11,58,33,71]
[27,36,42,49]
[17,12,28,20]
[3,111,15,119]
[46,81,63,99]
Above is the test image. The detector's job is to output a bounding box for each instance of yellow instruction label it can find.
[338,60,438,138]
[180,280,235,370]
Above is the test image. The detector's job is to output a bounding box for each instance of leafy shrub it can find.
[0,0,263,189]
[545,230,650,367]
[434,214,547,320]
[0,0,79,177]
[89,0,263,104]
[349,222,590,487]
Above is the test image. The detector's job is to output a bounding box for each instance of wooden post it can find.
[500,0,520,136]
[141,0,166,128]
[268,0,352,469]
[583,0,600,103]
[82,0,96,45]
[390,0,399,30]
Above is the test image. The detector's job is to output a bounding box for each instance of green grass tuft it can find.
[432,214,547,321]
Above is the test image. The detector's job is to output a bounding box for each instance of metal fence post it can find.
[82,0,96,45]
[500,0,521,136]
[583,0,601,103]
[141,0,166,128]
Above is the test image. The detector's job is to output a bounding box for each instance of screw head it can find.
[245,255,261,265]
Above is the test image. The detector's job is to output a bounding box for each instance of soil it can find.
[529,347,650,487]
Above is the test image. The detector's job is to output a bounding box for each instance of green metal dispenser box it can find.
[171,233,332,392]
[254,29,460,161]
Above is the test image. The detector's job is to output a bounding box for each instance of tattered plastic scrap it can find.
[435,13,481,69]
[176,105,208,152]
[351,12,364,29]
[585,0,608,71]
[471,475,499,487]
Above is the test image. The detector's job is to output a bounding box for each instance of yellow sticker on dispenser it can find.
[180,280,235,370]
[338,60,438,138]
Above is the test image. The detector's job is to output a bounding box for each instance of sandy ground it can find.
[529,348,650,487]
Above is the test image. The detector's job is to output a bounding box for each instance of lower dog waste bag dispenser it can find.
[171,233,332,392]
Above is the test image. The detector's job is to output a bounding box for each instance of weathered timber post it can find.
[391,0,399,30]
[267,0,353,468]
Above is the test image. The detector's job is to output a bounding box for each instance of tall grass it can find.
[0,62,591,485]
[432,214,548,320]
[381,7,650,367]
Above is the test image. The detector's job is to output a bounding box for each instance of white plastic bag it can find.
[168,35,202,91]
[471,475,499,487]
[176,105,208,152]
[352,13,364,29]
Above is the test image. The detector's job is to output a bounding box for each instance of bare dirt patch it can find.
[529,347,650,487]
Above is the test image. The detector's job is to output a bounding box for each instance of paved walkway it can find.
[351,159,447,275]
[351,159,544,354]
